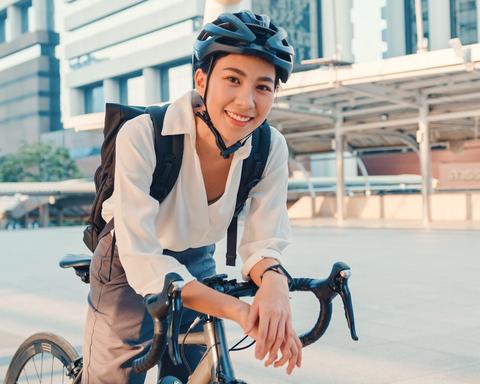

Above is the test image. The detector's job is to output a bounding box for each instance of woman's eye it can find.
[227,76,240,84]
[258,85,272,92]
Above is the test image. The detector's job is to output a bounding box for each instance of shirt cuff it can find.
[241,249,284,281]
[136,263,196,297]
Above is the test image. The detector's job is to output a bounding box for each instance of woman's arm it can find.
[181,280,250,325]
[237,129,302,374]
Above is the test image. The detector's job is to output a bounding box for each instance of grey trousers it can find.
[82,233,216,384]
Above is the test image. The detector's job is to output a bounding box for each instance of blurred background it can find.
[0,2,479,383]
[0,0,479,229]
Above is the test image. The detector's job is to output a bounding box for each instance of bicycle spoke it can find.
[32,354,41,382]
[40,351,44,382]
[22,366,31,384]
[50,354,54,384]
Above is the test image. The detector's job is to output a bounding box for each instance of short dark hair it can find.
[196,52,281,89]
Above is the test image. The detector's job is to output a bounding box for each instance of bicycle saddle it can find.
[59,254,92,284]
[59,254,92,269]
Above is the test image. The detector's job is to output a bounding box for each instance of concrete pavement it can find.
[1,224,479,383]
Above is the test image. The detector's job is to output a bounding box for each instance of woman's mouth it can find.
[225,110,254,126]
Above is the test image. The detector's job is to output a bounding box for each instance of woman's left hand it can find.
[244,272,302,373]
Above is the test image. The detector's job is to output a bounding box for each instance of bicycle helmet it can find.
[193,10,294,159]
[193,10,294,83]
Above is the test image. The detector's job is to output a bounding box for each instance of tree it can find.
[0,142,83,182]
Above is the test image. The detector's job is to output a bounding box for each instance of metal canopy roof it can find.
[268,44,480,155]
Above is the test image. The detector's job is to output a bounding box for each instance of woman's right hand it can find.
[233,301,301,375]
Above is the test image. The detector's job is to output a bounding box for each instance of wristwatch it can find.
[260,264,294,289]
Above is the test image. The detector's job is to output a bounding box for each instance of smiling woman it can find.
[194,54,276,147]
[81,10,297,384]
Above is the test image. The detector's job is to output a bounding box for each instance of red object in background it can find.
[361,140,480,189]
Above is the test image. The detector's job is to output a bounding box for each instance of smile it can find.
[225,110,253,122]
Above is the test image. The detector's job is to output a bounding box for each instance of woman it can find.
[82,10,300,383]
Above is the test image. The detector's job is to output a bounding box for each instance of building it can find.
[0,0,60,156]
[383,0,480,57]
[59,0,205,174]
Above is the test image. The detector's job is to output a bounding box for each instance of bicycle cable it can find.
[181,315,206,375]
[229,335,256,352]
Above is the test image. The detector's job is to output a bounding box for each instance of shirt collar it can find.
[161,90,253,160]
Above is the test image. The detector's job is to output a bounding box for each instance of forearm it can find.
[249,257,287,287]
[181,280,249,325]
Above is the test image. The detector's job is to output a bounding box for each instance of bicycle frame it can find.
[181,317,236,384]
[57,316,236,384]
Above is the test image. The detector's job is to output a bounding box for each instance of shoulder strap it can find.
[226,121,271,266]
[146,104,184,203]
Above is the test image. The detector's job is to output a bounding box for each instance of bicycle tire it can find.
[4,332,81,384]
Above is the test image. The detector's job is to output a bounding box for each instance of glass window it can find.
[253,0,322,62]
[450,0,477,44]
[0,12,6,43]
[168,63,192,101]
[84,84,104,113]
[404,0,429,54]
[19,1,32,34]
[119,75,146,106]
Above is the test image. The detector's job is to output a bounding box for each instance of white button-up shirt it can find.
[101,90,291,297]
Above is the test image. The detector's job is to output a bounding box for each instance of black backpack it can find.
[83,102,271,267]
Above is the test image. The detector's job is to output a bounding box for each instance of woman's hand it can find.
[243,272,302,374]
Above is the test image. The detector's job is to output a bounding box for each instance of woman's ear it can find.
[194,68,207,98]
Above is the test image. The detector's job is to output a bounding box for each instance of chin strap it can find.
[195,110,252,159]
[197,57,254,159]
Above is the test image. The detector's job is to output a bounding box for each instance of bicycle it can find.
[4,253,359,384]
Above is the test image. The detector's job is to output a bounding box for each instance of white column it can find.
[6,5,22,41]
[418,96,431,225]
[477,0,480,43]
[203,0,252,24]
[335,115,345,221]
[69,88,85,116]
[32,0,49,31]
[321,0,353,62]
[143,67,161,105]
[103,78,120,104]
[428,0,451,50]
[383,0,406,57]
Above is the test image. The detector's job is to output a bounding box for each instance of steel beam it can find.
[341,85,419,109]
[335,114,345,221]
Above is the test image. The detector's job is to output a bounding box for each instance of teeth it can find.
[226,110,251,122]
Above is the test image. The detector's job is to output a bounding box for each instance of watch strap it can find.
[260,264,294,289]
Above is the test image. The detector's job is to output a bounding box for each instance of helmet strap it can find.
[196,56,252,159]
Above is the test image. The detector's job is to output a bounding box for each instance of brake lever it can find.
[330,263,358,341]
[167,283,184,366]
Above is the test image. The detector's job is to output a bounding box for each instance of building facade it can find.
[0,0,60,156]
[63,0,204,116]
[383,0,480,58]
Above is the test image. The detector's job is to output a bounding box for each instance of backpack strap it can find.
[147,104,184,203]
[226,121,271,267]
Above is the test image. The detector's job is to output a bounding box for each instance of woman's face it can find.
[195,54,276,146]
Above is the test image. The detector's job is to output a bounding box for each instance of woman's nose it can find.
[234,88,255,110]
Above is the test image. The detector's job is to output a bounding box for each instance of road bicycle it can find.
[4,253,358,383]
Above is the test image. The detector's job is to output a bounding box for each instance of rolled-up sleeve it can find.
[238,129,292,280]
[113,115,195,296]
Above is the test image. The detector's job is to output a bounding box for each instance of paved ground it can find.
[0,224,479,383]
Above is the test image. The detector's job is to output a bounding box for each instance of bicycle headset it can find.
[192,10,295,158]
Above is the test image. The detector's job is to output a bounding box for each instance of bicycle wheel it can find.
[4,332,81,384]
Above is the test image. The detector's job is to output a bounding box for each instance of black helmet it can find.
[193,10,294,83]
